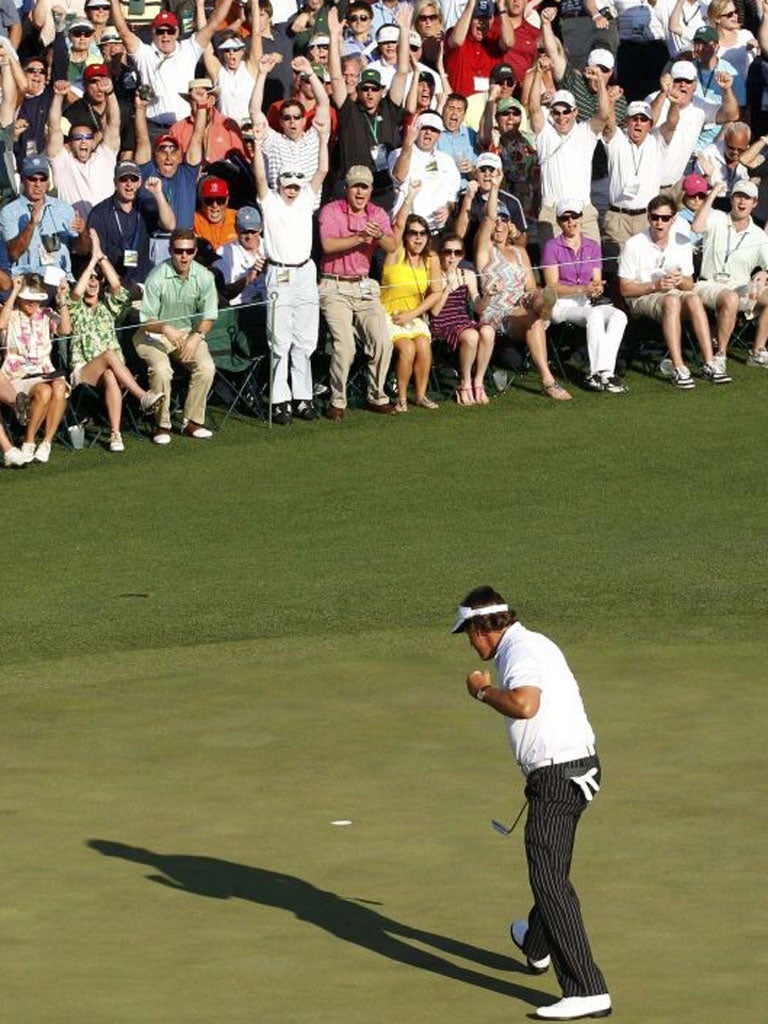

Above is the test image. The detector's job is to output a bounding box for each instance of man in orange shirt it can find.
[194,177,238,248]
[169,78,246,165]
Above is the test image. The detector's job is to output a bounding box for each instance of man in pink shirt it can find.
[169,78,246,164]
[318,165,397,420]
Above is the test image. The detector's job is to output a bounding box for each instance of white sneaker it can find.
[747,347,768,367]
[33,441,51,464]
[510,919,551,973]
[702,361,732,384]
[140,390,164,413]
[3,447,28,468]
[672,365,695,389]
[153,430,172,446]
[109,431,125,452]
[711,352,727,375]
[535,994,612,1020]
[21,441,36,461]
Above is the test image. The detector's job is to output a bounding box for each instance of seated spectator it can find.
[690,179,768,371]
[437,92,479,183]
[0,274,71,464]
[618,194,726,388]
[528,68,609,244]
[135,228,218,444]
[195,177,239,249]
[429,233,495,405]
[0,155,87,279]
[252,111,329,424]
[64,63,136,160]
[107,1,235,135]
[381,192,441,412]
[318,164,397,419]
[389,113,462,233]
[696,122,758,204]
[455,152,527,254]
[47,80,120,221]
[214,206,267,307]
[541,197,629,393]
[444,0,514,100]
[58,18,101,97]
[69,233,164,453]
[674,173,708,253]
[203,32,259,124]
[87,162,176,288]
[474,174,567,399]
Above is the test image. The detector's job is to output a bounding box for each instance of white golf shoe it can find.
[510,919,551,974]
[535,994,612,1020]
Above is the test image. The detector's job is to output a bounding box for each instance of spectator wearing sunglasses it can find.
[413,0,444,69]
[214,206,267,307]
[265,57,339,137]
[204,32,260,124]
[195,177,238,249]
[287,0,330,56]
[342,1,376,58]
[14,54,59,172]
[107,1,235,134]
[83,0,113,44]
[87,162,175,286]
[618,193,725,388]
[57,18,102,96]
[47,80,120,221]
[64,63,136,161]
[695,121,761,205]
[135,228,218,443]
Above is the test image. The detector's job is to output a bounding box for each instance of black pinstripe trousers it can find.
[521,756,608,997]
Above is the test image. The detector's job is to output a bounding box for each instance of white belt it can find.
[521,745,596,777]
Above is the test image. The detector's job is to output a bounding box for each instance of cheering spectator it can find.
[390,113,462,232]
[136,93,202,237]
[413,0,445,70]
[709,0,758,90]
[13,54,57,170]
[343,2,376,58]
[214,207,267,306]
[64,63,136,159]
[444,0,514,99]
[499,0,540,85]
[168,77,246,163]
[454,152,527,254]
[437,92,479,181]
[203,32,260,124]
[98,27,140,105]
[195,177,238,249]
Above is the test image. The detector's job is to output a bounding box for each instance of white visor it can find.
[451,603,509,633]
[18,287,49,301]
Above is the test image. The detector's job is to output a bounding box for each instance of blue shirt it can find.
[0,194,77,278]
[695,58,743,150]
[436,125,479,182]
[139,160,200,231]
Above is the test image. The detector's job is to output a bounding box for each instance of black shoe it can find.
[293,400,318,421]
[601,375,628,394]
[271,403,292,426]
[583,373,605,392]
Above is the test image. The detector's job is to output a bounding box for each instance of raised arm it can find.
[538,7,566,81]
[294,56,330,115]
[498,1,515,51]
[474,170,501,270]
[134,93,152,164]
[586,65,609,134]
[109,0,142,55]
[390,180,421,248]
[668,0,686,37]
[454,179,478,240]
[0,49,17,127]
[186,104,207,166]
[195,0,236,50]
[251,117,269,200]
[327,6,348,110]
[311,119,330,193]
[388,7,413,108]
[479,84,502,148]
[144,175,176,231]
[714,71,739,124]
[657,92,681,144]
[527,59,546,135]
[102,88,121,153]
[448,0,476,50]
[249,53,281,119]
[46,80,68,158]
[391,116,418,185]
[73,235,103,300]
[691,180,725,234]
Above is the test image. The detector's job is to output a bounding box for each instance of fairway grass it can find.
[3,362,767,1022]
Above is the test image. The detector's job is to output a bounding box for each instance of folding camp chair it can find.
[207,304,268,430]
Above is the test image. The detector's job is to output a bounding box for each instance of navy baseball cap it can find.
[474,0,494,17]
[21,154,50,178]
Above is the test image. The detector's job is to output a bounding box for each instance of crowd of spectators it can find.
[3,0,768,466]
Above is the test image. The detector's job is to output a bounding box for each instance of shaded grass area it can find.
[3,362,767,1022]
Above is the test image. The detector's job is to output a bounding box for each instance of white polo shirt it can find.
[214,239,266,305]
[133,37,204,123]
[605,129,667,209]
[644,95,706,186]
[618,228,695,283]
[389,144,462,230]
[493,622,596,774]
[536,119,601,207]
[261,186,316,265]
[699,209,768,285]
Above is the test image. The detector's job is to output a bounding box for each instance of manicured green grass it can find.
[3,361,766,1023]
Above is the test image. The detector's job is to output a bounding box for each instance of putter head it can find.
[492,819,511,836]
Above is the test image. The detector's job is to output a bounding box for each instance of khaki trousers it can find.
[319,277,393,409]
[134,329,215,429]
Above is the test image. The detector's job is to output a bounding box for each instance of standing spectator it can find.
[135,229,218,444]
[318,165,398,419]
[0,274,71,465]
[498,0,540,85]
[69,233,164,453]
[413,0,445,70]
[13,54,55,169]
[204,33,260,124]
[342,2,376,58]
[255,0,295,107]
[444,0,515,99]
[390,113,462,232]
[58,18,101,96]
[47,80,120,220]
[169,77,247,163]
[98,27,140,106]
[542,197,629,393]
[108,0,235,136]
[437,92,479,182]
[710,0,758,90]
[556,0,619,70]
[663,0,709,56]
[0,155,87,278]
[252,111,329,424]
[135,95,202,237]
[367,24,406,92]
[64,63,136,159]
[614,0,670,101]
[696,120,755,201]
[688,25,743,152]
[87,162,176,287]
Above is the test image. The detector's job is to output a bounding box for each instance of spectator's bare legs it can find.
[25,383,53,445]
[474,325,495,389]
[713,290,739,357]
[78,351,154,432]
[751,292,768,353]
[412,335,432,402]
[41,379,68,444]
[681,293,714,363]
[394,337,416,405]
[458,328,479,391]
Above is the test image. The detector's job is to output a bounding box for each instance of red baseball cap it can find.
[152,11,178,29]
[200,177,229,198]
[83,63,110,82]
[154,134,180,149]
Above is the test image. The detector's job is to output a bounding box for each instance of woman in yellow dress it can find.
[381,184,441,412]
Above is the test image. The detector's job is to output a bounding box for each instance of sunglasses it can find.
[118,174,140,182]
[156,144,178,152]
[70,133,95,141]
[498,76,515,86]
[672,77,693,84]
[443,247,463,255]
[279,172,306,180]
[312,43,329,48]
[649,213,673,222]
[406,229,428,237]
[349,13,370,20]
[89,3,110,8]
[26,174,48,182]
[359,84,381,92]
[558,212,581,221]
[154,27,177,35]
[551,107,573,116]
[410,44,421,50]
[687,192,707,199]
[203,196,226,205]
[593,64,611,73]
[26,66,46,74]
[172,247,196,255]
[71,28,94,36]
[418,12,438,19]
[239,228,260,234]
[281,113,303,121]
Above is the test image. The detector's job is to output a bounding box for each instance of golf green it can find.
[3,363,765,1022]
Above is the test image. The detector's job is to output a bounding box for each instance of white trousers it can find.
[266,261,319,404]
[551,297,627,376]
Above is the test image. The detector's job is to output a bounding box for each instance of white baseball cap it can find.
[626,100,652,119]
[587,48,614,70]
[555,196,584,217]
[417,111,444,132]
[670,60,697,81]
[376,24,400,43]
[476,151,502,170]
[732,179,758,198]
[550,89,576,110]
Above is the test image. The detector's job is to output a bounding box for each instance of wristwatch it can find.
[476,685,491,702]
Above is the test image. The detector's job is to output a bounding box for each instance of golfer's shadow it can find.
[87,839,546,1005]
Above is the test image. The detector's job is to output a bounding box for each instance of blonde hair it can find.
[415,0,443,28]
[708,0,734,26]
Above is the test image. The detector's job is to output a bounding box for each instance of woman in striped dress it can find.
[430,234,496,405]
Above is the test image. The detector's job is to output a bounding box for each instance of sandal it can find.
[472,382,490,405]
[415,395,439,410]
[541,380,572,401]
[455,386,475,406]
[394,397,408,413]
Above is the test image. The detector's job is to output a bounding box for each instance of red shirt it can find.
[501,19,540,84]
[444,20,505,97]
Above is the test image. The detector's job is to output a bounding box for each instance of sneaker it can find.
[271,403,292,426]
[293,400,318,421]
[109,431,125,452]
[510,920,551,974]
[3,446,28,468]
[584,373,605,392]
[20,441,36,461]
[747,347,768,367]
[33,440,51,463]
[600,374,628,394]
[14,391,30,426]
[140,390,164,413]
[711,352,727,375]
[672,365,695,389]
[702,361,732,384]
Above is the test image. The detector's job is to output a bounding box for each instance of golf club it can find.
[491,800,527,837]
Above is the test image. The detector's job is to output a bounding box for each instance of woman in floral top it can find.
[0,274,71,465]
[69,232,163,453]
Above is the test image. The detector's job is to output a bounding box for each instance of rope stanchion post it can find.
[266,289,278,429]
